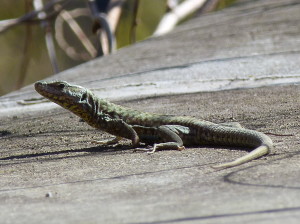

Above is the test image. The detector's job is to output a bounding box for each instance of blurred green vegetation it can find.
[0,0,82,95]
[116,0,166,48]
[216,0,236,10]
[0,0,236,96]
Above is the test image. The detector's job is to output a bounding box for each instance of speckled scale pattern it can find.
[34,80,274,169]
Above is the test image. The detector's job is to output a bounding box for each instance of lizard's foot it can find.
[133,148,151,152]
[133,143,185,154]
[132,145,151,152]
[177,146,186,151]
[146,144,158,154]
[146,144,186,154]
[91,136,122,146]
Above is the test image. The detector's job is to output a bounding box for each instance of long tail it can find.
[212,144,271,169]
[210,127,274,169]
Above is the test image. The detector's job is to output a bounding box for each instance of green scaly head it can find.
[35,80,94,120]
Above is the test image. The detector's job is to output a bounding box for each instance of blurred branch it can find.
[153,0,208,37]
[89,0,114,56]
[0,0,70,33]
[34,0,59,73]
[107,0,123,33]
[130,0,139,44]
[103,0,123,53]
[197,0,221,14]
[15,0,33,90]
[58,7,97,58]
[97,0,122,55]
[97,13,114,55]
[167,0,180,10]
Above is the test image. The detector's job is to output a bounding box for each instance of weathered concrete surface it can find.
[1,0,300,114]
[0,0,300,223]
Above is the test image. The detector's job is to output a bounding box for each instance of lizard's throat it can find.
[66,91,99,124]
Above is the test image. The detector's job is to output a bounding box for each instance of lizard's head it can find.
[35,80,93,115]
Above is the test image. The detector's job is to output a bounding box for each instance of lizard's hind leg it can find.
[147,125,186,154]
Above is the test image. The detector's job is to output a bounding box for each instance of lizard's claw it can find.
[146,144,185,154]
[132,146,151,152]
[146,145,157,154]
[178,146,186,151]
[132,145,157,154]
[133,142,185,154]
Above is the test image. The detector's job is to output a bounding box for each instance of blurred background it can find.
[0,0,236,96]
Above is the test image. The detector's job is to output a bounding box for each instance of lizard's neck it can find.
[76,90,103,126]
[56,89,98,126]
[68,90,127,128]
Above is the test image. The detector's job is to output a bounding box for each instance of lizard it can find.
[34,80,274,169]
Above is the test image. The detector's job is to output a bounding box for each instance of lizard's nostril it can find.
[34,81,43,92]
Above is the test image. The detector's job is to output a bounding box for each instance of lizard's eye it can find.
[80,92,87,101]
[58,83,65,89]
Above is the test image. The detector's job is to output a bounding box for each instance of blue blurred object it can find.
[95,0,110,12]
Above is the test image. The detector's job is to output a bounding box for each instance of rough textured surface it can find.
[1,85,300,224]
[1,0,300,223]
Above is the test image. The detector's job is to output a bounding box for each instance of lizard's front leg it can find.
[92,113,140,146]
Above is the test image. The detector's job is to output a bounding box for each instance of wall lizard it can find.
[35,80,274,169]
